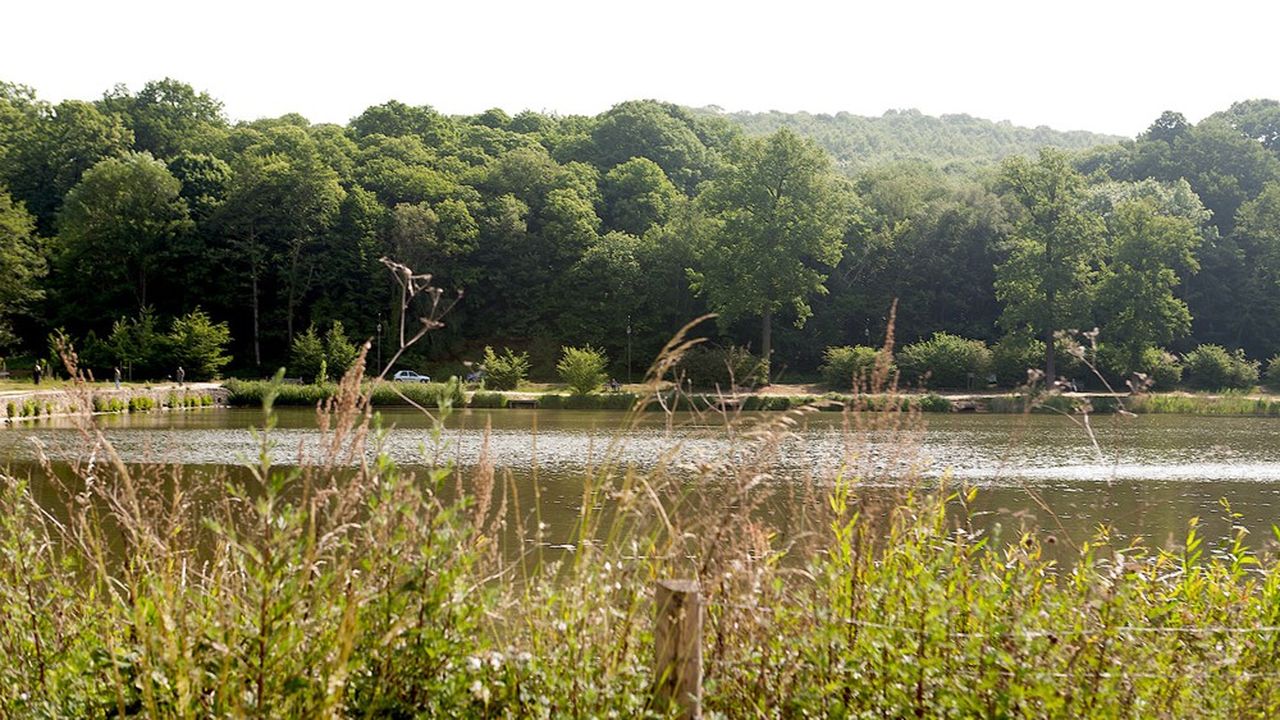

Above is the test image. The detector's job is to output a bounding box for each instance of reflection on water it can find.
[4,407,1280,554]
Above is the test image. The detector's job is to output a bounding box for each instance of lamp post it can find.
[626,315,633,385]
[376,319,383,373]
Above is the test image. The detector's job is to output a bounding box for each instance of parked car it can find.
[392,370,431,383]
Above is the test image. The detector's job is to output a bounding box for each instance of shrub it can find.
[481,347,529,391]
[291,326,328,383]
[324,322,359,377]
[1265,355,1280,392]
[5,402,14,418]
[1138,347,1183,390]
[820,345,888,390]
[898,333,991,389]
[128,396,156,413]
[918,393,953,412]
[1184,345,1259,390]
[991,336,1044,387]
[557,345,609,395]
[167,309,232,380]
[677,344,767,389]
[468,391,508,409]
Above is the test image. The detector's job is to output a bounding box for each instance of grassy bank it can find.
[4,366,1280,716]
[223,377,466,408]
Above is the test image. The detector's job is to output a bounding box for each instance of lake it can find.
[4,406,1280,557]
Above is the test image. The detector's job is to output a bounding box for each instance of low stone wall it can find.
[1,383,229,423]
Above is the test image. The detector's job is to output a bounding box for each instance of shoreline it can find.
[7,380,1280,419]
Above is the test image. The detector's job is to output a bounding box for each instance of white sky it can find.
[4,0,1277,137]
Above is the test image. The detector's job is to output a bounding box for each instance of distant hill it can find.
[690,107,1125,172]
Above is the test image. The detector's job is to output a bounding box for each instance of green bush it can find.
[481,346,529,391]
[677,344,768,389]
[5,402,14,418]
[918,393,953,412]
[324,322,359,377]
[898,333,991,389]
[1184,345,1258,390]
[1138,347,1183,389]
[167,309,232,380]
[557,345,609,395]
[820,345,888,390]
[468,392,508,409]
[1264,355,1280,392]
[128,396,156,413]
[991,336,1044,387]
[291,327,327,383]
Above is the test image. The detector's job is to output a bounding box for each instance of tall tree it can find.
[1094,199,1201,367]
[690,128,854,375]
[54,152,192,330]
[0,187,45,351]
[995,150,1104,380]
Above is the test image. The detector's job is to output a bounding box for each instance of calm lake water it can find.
[4,407,1280,555]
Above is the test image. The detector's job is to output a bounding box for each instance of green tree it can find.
[995,150,1104,380]
[1094,200,1201,367]
[55,153,193,330]
[100,78,228,158]
[690,128,854,375]
[166,308,232,379]
[290,325,327,382]
[557,345,609,395]
[0,188,45,352]
[601,157,680,235]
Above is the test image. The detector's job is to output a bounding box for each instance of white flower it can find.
[467,656,482,671]
[517,651,533,664]
[488,651,504,669]
[470,680,490,702]
[554,620,568,632]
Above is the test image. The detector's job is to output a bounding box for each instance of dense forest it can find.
[2,78,1280,386]
[690,107,1123,172]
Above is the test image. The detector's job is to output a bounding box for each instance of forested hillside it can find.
[692,107,1124,172]
[2,78,1280,387]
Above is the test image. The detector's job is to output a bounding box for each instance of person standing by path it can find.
[113,366,122,390]
[32,361,42,386]
[176,366,185,386]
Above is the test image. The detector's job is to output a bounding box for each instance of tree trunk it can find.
[761,307,773,383]
[1044,325,1056,385]
[251,266,261,369]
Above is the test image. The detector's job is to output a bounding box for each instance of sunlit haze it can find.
[5,0,1280,137]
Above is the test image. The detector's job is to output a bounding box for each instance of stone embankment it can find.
[0,382,228,423]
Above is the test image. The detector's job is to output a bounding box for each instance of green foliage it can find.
[223,378,464,408]
[556,345,609,395]
[167,308,231,380]
[1265,354,1280,391]
[127,395,155,412]
[691,128,856,371]
[991,335,1045,387]
[467,391,508,409]
[819,345,886,390]
[480,346,529,391]
[0,188,45,352]
[995,150,1103,377]
[1184,345,1259,390]
[898,333,992,389]
[290,326,327,383]
[1139,347,1184,389]
[676,344,768,389]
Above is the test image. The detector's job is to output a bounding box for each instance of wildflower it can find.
[470,680,490,703]
[554,620,568,632]
[517,650,533,664]
[488,651,504,669]
[467,656,482,671]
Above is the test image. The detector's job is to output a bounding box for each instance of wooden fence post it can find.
[654,579,703,720]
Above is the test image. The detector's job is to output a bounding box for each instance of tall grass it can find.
[6,314,1280,716]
